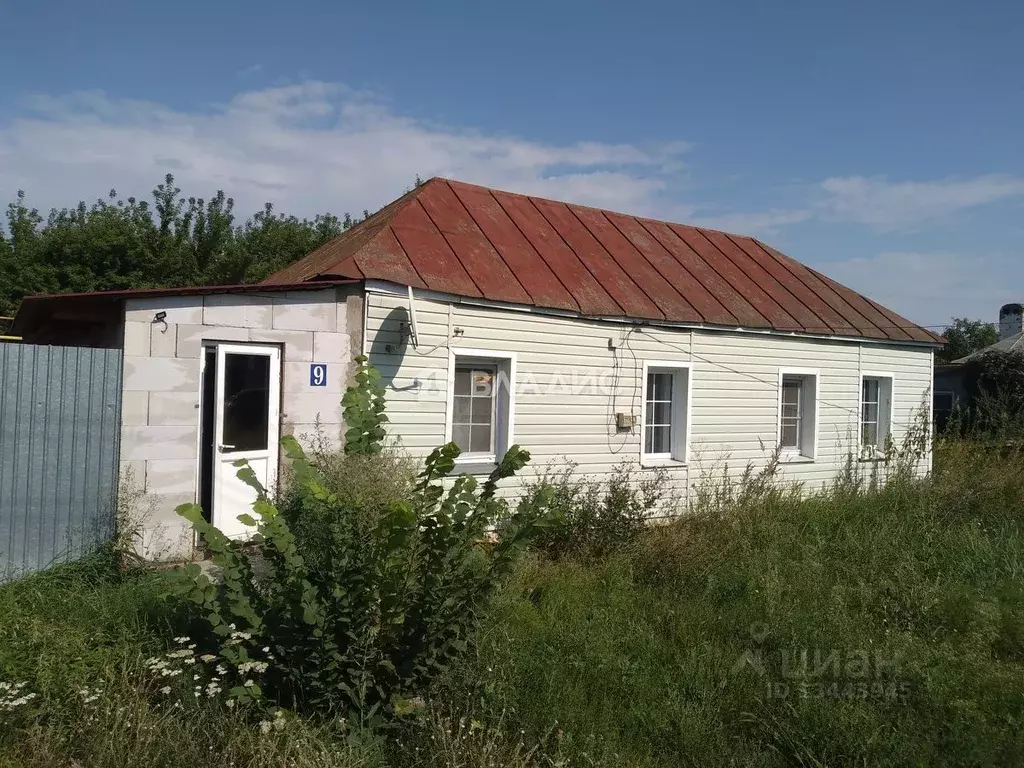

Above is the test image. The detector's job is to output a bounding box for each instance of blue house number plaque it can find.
[309,363,327,387]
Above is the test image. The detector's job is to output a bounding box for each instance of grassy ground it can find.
[2,441,1022,766]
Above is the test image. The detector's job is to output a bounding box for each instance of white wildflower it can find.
[237,661,269,676]
[259,720,272,734]
[160,686,171,695]
[200,654,217,663]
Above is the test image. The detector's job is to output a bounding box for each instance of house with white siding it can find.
[12,178,943,560]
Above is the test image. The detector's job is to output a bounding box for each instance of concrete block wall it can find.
[119,287,362,560]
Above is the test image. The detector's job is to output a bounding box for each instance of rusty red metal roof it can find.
[266,178,941,343]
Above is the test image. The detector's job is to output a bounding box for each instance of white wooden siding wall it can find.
[365,288,933,508]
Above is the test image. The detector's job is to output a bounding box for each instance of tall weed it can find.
[523,461,670,559]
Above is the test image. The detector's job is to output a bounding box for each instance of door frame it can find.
[195,340,282,539]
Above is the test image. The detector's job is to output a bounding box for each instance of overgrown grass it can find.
[2,442,1023,766]
[445,441,1024,766]
[0,551,388,767]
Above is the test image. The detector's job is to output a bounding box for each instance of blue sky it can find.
[1,0,1022,326]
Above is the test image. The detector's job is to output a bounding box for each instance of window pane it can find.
[650,401,672,426]
[782,402,799,420]
[780,422,799,448]
[782,380,801,405]
[222,353,270,452]
[453,395,471,424]
[862,402,879,424]
[863,378,879,403]
[454,369,472,396]
[471,395,492,425]
[647,425,671,453]
[452,424,470,452]
[470,425,492,453]
[655,373,673,401]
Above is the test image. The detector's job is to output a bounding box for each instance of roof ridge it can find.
[437,177,765,239]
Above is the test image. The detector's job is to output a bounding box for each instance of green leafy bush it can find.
[171,361,553,723]
[949,350,1024,439]
[521,461,670,559]
[281,426,417,573]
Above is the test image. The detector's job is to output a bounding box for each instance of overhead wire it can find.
[634,327,890,419]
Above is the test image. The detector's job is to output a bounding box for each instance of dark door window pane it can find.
[222,353,271,452]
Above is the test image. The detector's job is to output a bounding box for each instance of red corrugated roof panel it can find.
[534,199,663,320]
[262,178,939,344]
[350,228,426,289]
[572,207,701,322]
[701,229,828,334]
[450,184,580,312]
[734,238,850,335]
[756,243,891,340]
[631,218,742,326]
[494,192,623,317]
[390,200,483,298]
[416,180,533,305]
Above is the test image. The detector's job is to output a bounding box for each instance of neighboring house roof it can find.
[950,331,1024,365]
[266,178,940,344]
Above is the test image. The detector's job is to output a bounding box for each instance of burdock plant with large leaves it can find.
[173,359,552,725]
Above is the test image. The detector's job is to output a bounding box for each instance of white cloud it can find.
[817,174,1024,232]
[0,82,691,220]
[826,250,1024,327]
[691,208,812,236]
[688,174,1024,238]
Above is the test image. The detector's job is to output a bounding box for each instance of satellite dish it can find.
[407,285,420,348]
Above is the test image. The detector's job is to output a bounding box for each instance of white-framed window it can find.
[860,373,893,455]
[639,360,692,464]
[446,348,516,467]
[777,368,818,460]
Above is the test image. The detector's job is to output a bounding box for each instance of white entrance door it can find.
[212,343,281,539]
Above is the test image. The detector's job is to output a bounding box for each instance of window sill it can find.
[453,458,497,475]
[779,452,815,464]
[640,457,687,469]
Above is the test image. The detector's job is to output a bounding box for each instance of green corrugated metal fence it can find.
[0,343,122,577]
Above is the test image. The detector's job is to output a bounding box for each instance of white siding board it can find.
[366,291,934,508]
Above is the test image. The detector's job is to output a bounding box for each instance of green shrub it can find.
[281,435,418,573]
[522,461,670,559]
[171,360,554,723]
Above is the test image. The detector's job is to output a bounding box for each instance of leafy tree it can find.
[937,317,999,363]
[0,175,374,317]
